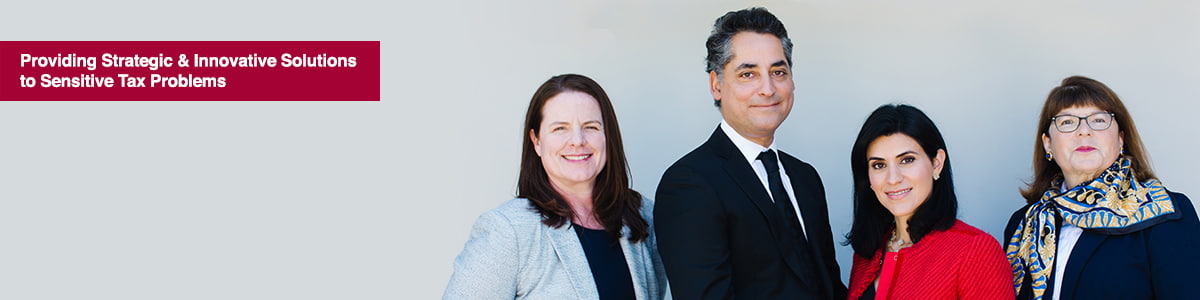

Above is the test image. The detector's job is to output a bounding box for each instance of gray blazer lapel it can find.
[619,226,659,300]
[546,223,599,299]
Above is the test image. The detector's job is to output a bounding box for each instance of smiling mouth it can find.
[563,154,592,161]
[885,188,912,199]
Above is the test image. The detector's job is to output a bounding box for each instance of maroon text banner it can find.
[0,41,380,101]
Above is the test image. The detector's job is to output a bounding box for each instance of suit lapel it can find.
[781,154,837,296]
[546,223,600,299]
[709,128,784,236]
[1056,231,1106,300]
[781,154,821,243]
[708,128,813,282]
[723,157,782,229]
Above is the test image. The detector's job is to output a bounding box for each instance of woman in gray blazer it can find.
[443,74,668,300]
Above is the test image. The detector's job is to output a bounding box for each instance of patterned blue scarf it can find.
[1005,156,1175,299]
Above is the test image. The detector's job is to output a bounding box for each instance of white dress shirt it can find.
[1052,183,1083,300]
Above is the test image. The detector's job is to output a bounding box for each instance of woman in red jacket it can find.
[843,104,1012,300]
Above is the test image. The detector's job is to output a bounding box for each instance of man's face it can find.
[710,32,794,147]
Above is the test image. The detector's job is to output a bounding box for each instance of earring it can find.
[1045,151,1053,161]
[933,174,940,181]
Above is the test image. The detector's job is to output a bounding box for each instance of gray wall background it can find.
[1,0,1196,299]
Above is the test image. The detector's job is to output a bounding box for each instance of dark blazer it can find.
[1004,191,1200,300]
[654,127,847,300]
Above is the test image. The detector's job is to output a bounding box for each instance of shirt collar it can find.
[720,120,778,165]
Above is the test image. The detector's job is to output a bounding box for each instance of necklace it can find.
[888,228,911,252]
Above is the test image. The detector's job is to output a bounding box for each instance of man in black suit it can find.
[654,7,847,300]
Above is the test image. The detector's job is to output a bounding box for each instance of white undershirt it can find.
[719,121,808,237]
[1052,184,1084,300]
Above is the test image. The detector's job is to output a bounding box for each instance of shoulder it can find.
[1168,191,1196,214]
[665,142,718,171]
[942,220,991,239]
[938,220,1000,248]
[446,199,544,299]
[1163,191,1198,226]
[778,150,822,188]
[925,221,1006,268]
[948,220,987,234]
[1147,191,1200,235]
[778,150,817,173]
[463,199,554,259]
[490,198,540,218]
[474,198,544,231]
[657,141,721,192]
[456,199,543,264]
[663,128,733,172]
[639,196,655,224]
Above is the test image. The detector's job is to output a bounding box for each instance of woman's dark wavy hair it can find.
[843,104,958,258]
[1020,75,1155,203]
[517,74,648,243]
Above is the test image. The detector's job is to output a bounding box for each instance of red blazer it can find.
[847,220,1012,300]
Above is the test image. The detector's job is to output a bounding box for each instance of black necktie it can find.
[758,149,809,245]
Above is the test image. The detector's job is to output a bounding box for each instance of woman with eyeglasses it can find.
[1004,76,1200,299]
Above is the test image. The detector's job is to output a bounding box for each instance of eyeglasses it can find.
[1050,112,1116,133]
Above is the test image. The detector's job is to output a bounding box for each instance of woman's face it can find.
[866,134,945,222]
[1042,105,1123,186]
[530,91,607,192]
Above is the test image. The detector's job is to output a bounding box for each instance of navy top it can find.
[573,224,636,300]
